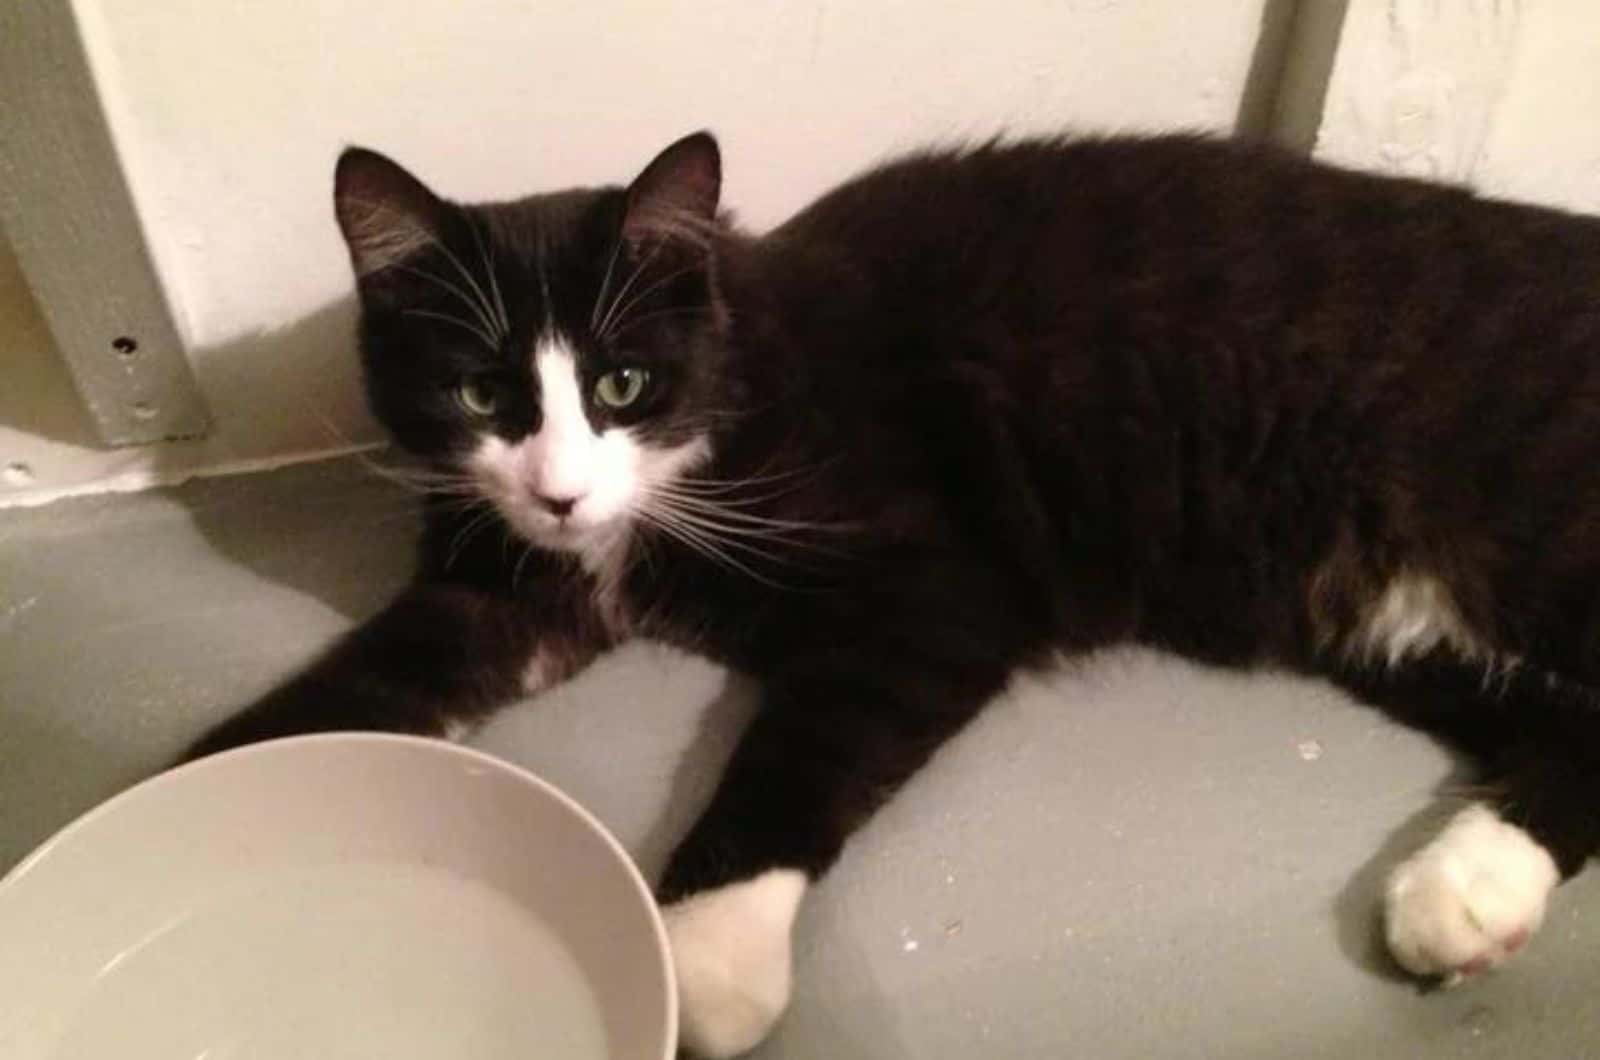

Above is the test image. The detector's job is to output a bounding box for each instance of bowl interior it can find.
[0,734,674,1060]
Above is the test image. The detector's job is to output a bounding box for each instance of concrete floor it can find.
[4,455,1600,1058]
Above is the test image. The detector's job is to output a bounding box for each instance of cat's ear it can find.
[333,147,445,278]
[622,131,721,248]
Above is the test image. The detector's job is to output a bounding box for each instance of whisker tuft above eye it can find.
[402,308,498,350]
[596,261,703,341]
[392,262,504,345]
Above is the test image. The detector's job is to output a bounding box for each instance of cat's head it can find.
[333,133,728,566]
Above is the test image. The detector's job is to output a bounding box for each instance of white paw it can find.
[1385,803,1559,980]
[662,869,808,1058]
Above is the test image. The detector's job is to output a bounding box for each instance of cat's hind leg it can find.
[1330,652,1600,980]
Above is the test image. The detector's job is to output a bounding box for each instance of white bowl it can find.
[0,733,676,1059]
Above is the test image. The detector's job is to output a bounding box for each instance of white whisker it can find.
[632,505,791,589]
[468,218,511,337]
[650,476,829,512]
[347,451,490,505]
[432,226,507,337]
[534,224,553,318]
[591,234,625,332]
[673,458,839,494]
[445,503,501,570]
[402,307,498,350]
[606,305,716,340]
[646,504,826,559]
[355,460,466,493]
[645,486,851,536]
[631,205,717,248]
[512,542,537,593]
[391,262,503,343]
[599,263,702,341]
[342,198,506,341]
[641,483,848,566]
[595,240,666,340]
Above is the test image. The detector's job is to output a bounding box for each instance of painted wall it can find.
[1311,0,1600,210]
[3,0,1271,504]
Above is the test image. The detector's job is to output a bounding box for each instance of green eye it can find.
[595,367,649,409]
[456,379,497,417]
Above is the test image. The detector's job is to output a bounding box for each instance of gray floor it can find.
[4,456,1600,1058]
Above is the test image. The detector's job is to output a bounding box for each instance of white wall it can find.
[1311,0,1600,211]
[2,0,1270,504]
[1471,3,1600,214]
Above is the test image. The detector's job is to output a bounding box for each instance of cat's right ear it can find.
[333,147,445,279]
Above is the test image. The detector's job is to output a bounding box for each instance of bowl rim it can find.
[0,731,678,1059]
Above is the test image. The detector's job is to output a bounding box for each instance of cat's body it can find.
[190,132,1600,1056]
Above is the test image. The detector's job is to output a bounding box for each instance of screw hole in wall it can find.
[111,336,138,357]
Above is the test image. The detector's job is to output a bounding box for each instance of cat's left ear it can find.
[622,131,721,248]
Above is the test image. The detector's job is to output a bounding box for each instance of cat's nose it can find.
[535,493,582,518]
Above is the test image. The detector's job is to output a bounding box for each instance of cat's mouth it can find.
[510,501,594,536]
[464,430,711,564]
[494,494,629,557]
[464,433,639,558]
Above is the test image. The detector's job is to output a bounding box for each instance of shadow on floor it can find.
[1330,758,1478,983]
[150,297,409,624]
[165,452,419,623]
[635,671,760,884]
[0,709,152,874]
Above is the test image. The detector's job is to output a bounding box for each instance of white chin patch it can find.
[1385,803,1558,981]
[663,869,808,1059]
[464,339,707,570]
[469,431,635,565]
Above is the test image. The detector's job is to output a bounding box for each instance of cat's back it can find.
[778,133,1600,290]
[754,134,1600,625]
[767,132,1600,409]
[772,134,1321,264]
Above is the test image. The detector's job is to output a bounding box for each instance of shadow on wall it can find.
[0,225,101,447]
[151,295,414,624]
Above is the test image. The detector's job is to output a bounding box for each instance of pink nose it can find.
[535,493,580,517]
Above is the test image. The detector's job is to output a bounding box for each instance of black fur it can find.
[193,131,1600,916]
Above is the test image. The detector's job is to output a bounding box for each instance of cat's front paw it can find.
[662,869,808,1058]
[1385,803,1558,981]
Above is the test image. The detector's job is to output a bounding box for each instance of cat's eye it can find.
[595,367,649,409]
[456,379,498,417]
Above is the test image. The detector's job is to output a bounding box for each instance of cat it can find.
[186,128,1600,1057]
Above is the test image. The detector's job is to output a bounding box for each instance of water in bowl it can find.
[48,861,608,1060]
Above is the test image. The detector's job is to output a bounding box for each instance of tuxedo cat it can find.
[189,130,1600,1056]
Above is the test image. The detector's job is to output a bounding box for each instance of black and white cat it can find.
[189,130,1600,1056]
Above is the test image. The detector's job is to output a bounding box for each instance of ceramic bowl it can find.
[0,733,675,1059]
